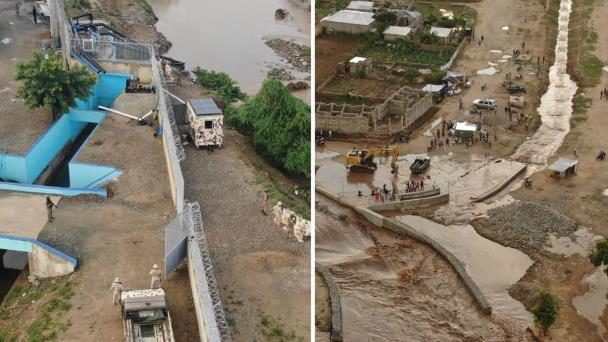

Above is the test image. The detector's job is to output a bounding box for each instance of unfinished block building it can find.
[316,85,433,135]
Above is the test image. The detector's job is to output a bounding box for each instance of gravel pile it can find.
[267,66,295,81]
[485,201,578,254]
[265,38,311,72]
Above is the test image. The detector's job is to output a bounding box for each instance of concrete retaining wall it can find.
[367,193,449,212]
[315,263,343,342]
[316,186,492,315]
[98,60,153,83]
[400,188,440,200]
[29,243,76,278]
[471,164,527,203]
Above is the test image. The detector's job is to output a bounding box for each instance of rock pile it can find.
[486,201,578,255]
[264,38,311,72]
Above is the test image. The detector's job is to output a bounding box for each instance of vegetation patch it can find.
[569,0,602,87]
[259,314,304,342]
[226,79,310,181]
[0,275,75,341]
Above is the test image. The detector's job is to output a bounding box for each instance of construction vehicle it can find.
[121,288,175,342]
[345,146,399,174]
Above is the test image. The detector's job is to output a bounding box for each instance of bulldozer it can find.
[345,146,400,174]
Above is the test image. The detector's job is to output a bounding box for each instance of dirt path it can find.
[404,0,552,158]
[181,130,310,341]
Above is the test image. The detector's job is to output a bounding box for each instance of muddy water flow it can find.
[147,0,310,95]
[512,0,577,164]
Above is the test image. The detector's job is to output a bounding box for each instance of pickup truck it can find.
[121,288,175,342]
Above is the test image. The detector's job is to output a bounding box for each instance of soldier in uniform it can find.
[111,277,123,306]
[149,264,162,289]
[46,196,58,222]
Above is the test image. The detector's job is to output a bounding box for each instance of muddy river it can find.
[147,0,310,95]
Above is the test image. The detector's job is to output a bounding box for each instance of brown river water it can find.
[147,0,310,96]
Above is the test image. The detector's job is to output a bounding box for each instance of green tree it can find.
[590,238,608,274]
[192,68,246,105]
[14,50,97,121]
[532,290,560,336]
[226,78,310,179]
[373,10,398,34]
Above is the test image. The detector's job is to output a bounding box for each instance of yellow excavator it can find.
[345,146,400,174]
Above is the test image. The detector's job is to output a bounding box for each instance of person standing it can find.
[32,5,37,24]
[149,264,162,289]
[46,196,57,222]
[111,278,123,306]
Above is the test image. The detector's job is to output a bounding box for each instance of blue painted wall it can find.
[0,73,131,196]
[0,234,78,267]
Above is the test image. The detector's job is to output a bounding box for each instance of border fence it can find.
[151,51,229,341]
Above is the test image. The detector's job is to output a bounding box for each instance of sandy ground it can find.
[181,129,310,341]
[316,194,527,341]
[76,93,173,206]
[0,12,52,155]
[0,193,59,238]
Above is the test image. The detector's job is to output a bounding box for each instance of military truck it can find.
[185,98,224,149]
[121,288,175,342]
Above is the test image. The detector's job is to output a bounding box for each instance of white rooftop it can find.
[349,56,367,64]
[384,26,414,36]
[321,10,375,26]
[549,158,578,173]
[346,1,374,11]
[430,26,454,38]
[454,122,477,132]
[422,84,445,92]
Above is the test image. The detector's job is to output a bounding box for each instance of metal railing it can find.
[69,38,152,64]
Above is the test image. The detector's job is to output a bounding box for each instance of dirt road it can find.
[181,130,310,341]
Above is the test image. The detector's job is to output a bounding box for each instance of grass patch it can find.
[0,276,75,342]
[134,0,155,17]
[569,0,602,87]
[255,175,310,220]
[259,315,303,342]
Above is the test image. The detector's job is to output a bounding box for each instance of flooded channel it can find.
[316,196,525,341]
[512,0,577,164]
[147,0,310,95]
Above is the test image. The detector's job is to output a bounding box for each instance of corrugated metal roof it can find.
[189,98,223,116]
[321,10,375,26]
[431,27,454,38]
[548,158,578,172]
[347,1,373,11]
[384,26,413,36]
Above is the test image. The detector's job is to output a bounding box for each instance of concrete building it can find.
[348,56,373,76]
[390,10,423,28]
[346,1,374,12]
[384,26,414,41]
[320,10,375,34]
[430,27,455,44]
[316,86,433,135]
